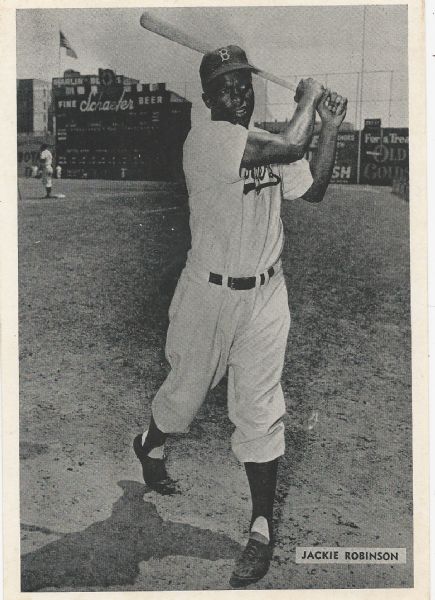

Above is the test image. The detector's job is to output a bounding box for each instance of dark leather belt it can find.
[209,267,275,290]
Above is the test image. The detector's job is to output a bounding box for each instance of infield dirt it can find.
[18,178,412,591]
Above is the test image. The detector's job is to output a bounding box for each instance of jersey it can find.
[152,117,312,462]
[183,119,313,277]
[40,149,53,168]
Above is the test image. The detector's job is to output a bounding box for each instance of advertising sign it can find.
[17,135,55,177]
[307,131,358,184]
[360,128,409,186]
[364,118,381,129]
[17,143,41,177]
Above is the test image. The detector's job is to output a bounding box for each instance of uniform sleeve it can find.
[185,120,248,184]
[281,158,313,201]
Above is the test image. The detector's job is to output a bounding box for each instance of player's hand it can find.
[317,89,348,127]
[294,78,325,106]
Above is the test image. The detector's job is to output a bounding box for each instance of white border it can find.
[1,2,428,599]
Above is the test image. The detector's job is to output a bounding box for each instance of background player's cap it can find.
[200,45,256,89]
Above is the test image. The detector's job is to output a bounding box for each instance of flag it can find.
[60,31,78,59]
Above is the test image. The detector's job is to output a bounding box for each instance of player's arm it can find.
[241,78,324,169]
[302,90,348,203]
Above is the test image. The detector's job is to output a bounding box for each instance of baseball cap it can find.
[200,45,256,89]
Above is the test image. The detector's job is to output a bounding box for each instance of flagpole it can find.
[57,25,62,147]
[58,24,61,76]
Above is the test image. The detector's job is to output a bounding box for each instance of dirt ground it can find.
[18,177,413,592]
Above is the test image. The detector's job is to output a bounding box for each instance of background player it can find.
[39,143,53,198]
[134,45,347,588]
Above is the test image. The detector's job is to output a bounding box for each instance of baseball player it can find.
[134,45,347,587]
[39,144,53,198]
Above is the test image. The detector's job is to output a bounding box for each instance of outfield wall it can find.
[259,120,409,187]
[307,127,408,186]
[17,133,56,177]
[18,75,408,186]
[307,132,359,184]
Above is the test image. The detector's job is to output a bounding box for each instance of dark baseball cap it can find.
[200,45,256,89]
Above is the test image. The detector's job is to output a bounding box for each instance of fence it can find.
[165,69,408,130]
[18,69,408,186]
[164,71,408,188]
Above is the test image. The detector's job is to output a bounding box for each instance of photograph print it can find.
[3,1,428,597]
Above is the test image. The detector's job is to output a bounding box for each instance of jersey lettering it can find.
[218,48,230,62]
[242,165,281,195]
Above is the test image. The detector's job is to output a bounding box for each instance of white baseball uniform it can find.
[152,118,313,463]
[40,149,53,188]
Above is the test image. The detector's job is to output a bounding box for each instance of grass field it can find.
[18,176,412,591]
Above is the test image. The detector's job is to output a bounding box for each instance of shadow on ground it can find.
[21,480,242,592]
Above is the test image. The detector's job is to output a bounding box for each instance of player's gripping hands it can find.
[294,78,325,106]
[318,89,348,127]
[300,88,348,203]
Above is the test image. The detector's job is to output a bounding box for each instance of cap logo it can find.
[218,48,230,62]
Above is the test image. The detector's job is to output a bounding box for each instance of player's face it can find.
[203,70,254,128]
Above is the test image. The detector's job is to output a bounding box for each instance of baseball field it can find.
[18,176,412,591]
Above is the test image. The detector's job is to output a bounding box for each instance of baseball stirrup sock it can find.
[142,430,165,459]
[140,414,168,457]
[244,458,279,543]
[250,516,270,544]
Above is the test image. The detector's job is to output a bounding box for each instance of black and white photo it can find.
[1,2,428,597]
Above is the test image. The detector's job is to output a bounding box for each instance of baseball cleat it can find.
[133,434,179,495]
[229,538,272,588]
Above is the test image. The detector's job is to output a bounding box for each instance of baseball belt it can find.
[209,266,275,291]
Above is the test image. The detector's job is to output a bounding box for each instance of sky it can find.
[16,5,408,127]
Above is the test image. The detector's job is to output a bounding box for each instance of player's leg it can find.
[244,458,279,540]
[44,167,53,197]
[134,271,229,491]
[41,170,48,197]
[133,413,170,490]
[227,274,290,586]
[139,413,167,456]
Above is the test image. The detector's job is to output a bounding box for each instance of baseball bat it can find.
[139,11,296,92]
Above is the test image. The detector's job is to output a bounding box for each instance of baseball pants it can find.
[152,262,290,463]
[42,166,53,188]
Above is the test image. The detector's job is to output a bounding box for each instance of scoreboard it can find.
[53,71,191,180]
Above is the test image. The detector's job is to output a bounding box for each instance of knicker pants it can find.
[42,166,53,188]
[151,264,291,463]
